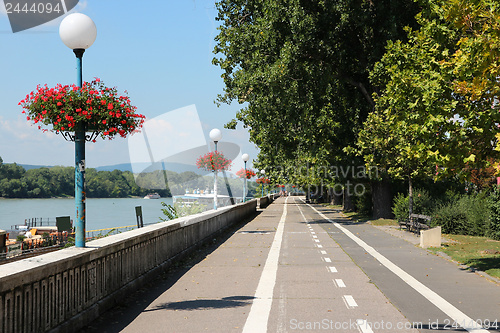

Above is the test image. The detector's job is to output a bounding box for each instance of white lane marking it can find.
[328,266,337,273]
[306,204,490,333]
[324,257,332,263]
[343,295,358,308]
[317,244,323,248]
[320,250,327,255]
[314,239,320,243]
[334,279,346,288]
[312,235,318,239]
[357,319,375,333]
[242,197,288,333]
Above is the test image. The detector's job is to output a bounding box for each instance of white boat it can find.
[144,193,161,199]
[173,189,236,209]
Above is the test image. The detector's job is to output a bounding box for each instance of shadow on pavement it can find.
[146,296,255,312]
[296,202,371,225]
[78,210,262,333]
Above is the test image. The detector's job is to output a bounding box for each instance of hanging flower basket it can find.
[196,151,232,172]
[256,177,270,184]
[19,78,145,141]
[236,168,256,179]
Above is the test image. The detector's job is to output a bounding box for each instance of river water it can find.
[0,197,174,232]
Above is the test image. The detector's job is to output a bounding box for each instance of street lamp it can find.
[59,13,97,248]
[242,153,249,202]
[260,169,265,197]
[209,128,222,210]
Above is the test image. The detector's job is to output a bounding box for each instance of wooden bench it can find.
[398,214,431,234]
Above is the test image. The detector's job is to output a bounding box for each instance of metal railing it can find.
[10,217,57,230]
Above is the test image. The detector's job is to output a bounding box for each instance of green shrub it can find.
[432,202,469,234]
[487,187,500,240]
[432,193,489,236]
[64,237,75,248]
[392,188,434,220]
[459,192,489,236]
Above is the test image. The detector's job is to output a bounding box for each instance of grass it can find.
[369,218,399,226]
[341,211,372,223]
[429,235,500,279]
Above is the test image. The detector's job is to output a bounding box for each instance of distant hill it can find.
[17,162,206,175]
[19,164,55,170]
[94,162,204,174]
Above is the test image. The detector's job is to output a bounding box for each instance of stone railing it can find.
[0,199,257,333]
[258,195,272,209]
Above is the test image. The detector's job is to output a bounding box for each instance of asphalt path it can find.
[79,196,499,333]
[301,200,500,333]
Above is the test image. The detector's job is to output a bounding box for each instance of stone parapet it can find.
[0,199,257,333]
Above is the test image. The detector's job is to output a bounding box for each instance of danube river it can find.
[0,197,174,231]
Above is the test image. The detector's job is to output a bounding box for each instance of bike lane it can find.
[264,197,417,333]
[302,201,500,333]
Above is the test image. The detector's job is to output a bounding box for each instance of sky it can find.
[0,0,259,172]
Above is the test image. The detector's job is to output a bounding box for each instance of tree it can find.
[213,0,420,215]
[358,0,500,216]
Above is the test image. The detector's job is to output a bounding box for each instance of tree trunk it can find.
[371,179,393,219]
[343,187,355,212]
[331,189,342,205]
[408,175,413,218]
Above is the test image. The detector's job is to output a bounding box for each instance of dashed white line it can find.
[320,250,327,255]
[324,257,332,263]
[334,279,346,288]
[328,266,337,273]
[312,235,318,239]
[314,239,320,243]
[343,295,358,308]
[357,319,375,333]
[317,244,323,248]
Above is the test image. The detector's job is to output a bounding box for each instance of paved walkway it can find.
[81,197,500,333]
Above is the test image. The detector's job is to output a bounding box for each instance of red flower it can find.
[196,151,232,172]
[236,168,256,179]
[20,78,144,141]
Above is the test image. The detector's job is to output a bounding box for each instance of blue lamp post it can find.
[260,169,265,197]
[242,153,249,202]
[209,128,222,210]
[59,13,97,248]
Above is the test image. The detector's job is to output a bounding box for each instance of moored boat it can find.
[144,193,161,199]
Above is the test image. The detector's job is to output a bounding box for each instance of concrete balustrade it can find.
[258,194,272,209]
[0,199,257,333]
